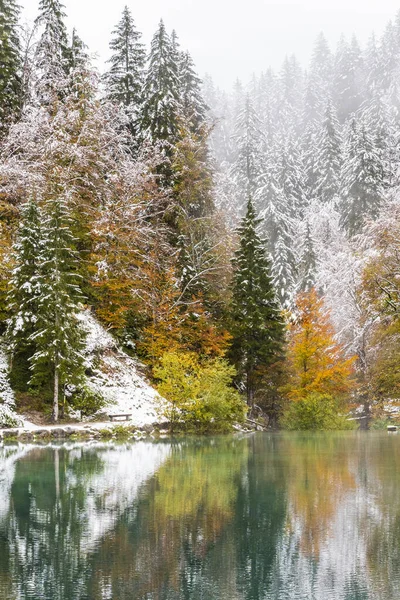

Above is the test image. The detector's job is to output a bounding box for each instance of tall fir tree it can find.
[0,0,22,137]
[29,193,87,422]
[229,198,285,408]
[313,100,342,203]
[7,197,42,359]
[297,221,317,293]
[104,6,145,118]
[179,50,207,133]
[34,0,69,103]
[140,20,181,147]
[340,117,385,235]
[230,94,263,215]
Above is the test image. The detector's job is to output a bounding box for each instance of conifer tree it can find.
[230,94,263,214]
[229,198,285,407]
[313,101,342,203]
[179,50,207,133]
[29,193,87,422]
[34,0,69,103]
[0,0,22,137]
[66,28,89,72]
[297,222,317,293]
[104,6,145,116]
[340,118,385,235]
[140,20,181,147]
[7,197,42,356]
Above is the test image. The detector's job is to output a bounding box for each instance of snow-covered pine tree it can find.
[34,0,69,104]
[313,100,342,203]
[229,197,285,407]
[303,33,332,123]
[29,193,87,422]
[0,0,22,137]
[66,28,89,72]
[297,221,317,293]
[333,35,363,123]
[104,6,145,119]
[140,20,181,147]
[7,196,42,358]
[179,50,208,133]
[340,117,385,236]
[229,93,264,215]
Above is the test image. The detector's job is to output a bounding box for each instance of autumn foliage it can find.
[286,288,355,401]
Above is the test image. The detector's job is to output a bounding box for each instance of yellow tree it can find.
[286,288,355,401]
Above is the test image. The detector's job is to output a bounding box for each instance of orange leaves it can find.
[286,288,355,401]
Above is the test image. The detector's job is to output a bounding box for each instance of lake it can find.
[0,432,399,599]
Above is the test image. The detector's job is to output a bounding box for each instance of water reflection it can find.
[0,433,400,599]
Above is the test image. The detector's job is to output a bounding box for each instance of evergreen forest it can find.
[1,0,400,430]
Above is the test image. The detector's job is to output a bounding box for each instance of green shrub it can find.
[154,352,247,433]
[71,386,106,417]
[281,393,355,431]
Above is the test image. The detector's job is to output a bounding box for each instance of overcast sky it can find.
[21,0,398,89]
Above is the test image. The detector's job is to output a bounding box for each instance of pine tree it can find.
[297,221,317,293]
[340,118,385,235]
[0,0,22,137]
[104,6,145,116]
[140,20,181,147]
[34,0,69,103]
[333,35,363,123]
[29,193,87,422]
[230,94,263,215]
[7,197,42,356]
[66,28,89,72]
[179,50,207,133]
[313,101,342,203]
[229,198,285,407]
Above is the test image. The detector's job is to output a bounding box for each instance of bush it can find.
[70,386,106,417]
[0,404,23,428]
[281,393,354,431]
[154,352,247,433]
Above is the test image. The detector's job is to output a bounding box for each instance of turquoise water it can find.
[0,432,399,599]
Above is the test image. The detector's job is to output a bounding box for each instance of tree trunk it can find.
[53,366,59,423]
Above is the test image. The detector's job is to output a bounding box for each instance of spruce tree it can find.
[140,20,181,146]
[179,50,208,133]
[66,28,89,72]
[230,94,264,215]
[340,118,385,235]
[297,222,317,293]
[313,101,342,203]
[34,0,69,103]
[104,6,145,116]
[7,197,42,359]
[29,194,87,422]
[0,0,22,137]
[229,198,285,408]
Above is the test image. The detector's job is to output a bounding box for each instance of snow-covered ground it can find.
[79,310,163,426]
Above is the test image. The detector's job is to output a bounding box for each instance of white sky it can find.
[21,0,399,89]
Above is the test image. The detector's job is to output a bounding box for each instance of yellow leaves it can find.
[286,289,355,401]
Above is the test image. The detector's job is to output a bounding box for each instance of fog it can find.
[21,0,399,88]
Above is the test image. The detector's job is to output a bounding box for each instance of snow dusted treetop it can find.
[313,100,342,204]
[104,6,145,114]
[140,19,181,146]
[34,0,69,104]
[340,116,385,236]
[0,0,22,137]
[230,93,264,215]
[179,50,208,133]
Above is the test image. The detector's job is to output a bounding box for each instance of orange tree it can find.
[283,288,355,429]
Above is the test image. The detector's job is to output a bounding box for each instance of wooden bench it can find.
[108,413,132,422]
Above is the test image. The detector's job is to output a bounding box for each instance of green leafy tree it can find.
[29,194,87,422]
[229,198,285,409]
[0,0,22,137]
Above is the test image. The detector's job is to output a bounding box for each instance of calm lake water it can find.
[0,432,399,599]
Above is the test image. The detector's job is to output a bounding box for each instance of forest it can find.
[0,0,400,431]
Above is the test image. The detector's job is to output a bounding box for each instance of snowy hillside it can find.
[80,311,163,426]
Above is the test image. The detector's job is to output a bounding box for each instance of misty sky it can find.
[21,0,398,88]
